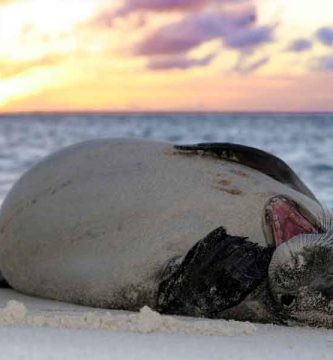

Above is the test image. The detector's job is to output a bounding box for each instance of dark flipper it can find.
[157,227,273,318]
[0,279,11,288]
[0,271,10,288]
[174,143,318,202]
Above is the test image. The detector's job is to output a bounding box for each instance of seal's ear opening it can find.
[157,226,274,318]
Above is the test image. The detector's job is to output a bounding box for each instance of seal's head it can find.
[264,195,333,327]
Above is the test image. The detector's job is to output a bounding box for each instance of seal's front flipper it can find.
[174,143,318,202]
[157,226,273,318]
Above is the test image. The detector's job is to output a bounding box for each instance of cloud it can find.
[0,0,23,6]
[133,7,259,55]
[93,0,251,27]
[316,27,333,46]
[234,55,269,74]
[312,55,333,71]
[224,25,274,49]
[0,55,63,79]
[117,0,209,15]
[147,52,216,70]
[92,0,275,73]
[116,0,247,16]
[286,39,312,52]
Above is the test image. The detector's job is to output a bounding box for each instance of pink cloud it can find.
[234,56,270,74]
[91,0,275,73]
[133,7,257,55]
[116,0,246,16]
[93,0,249,27]
[147,52,216,70]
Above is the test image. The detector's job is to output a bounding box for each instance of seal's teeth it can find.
[270,196,287,205]
[289,211,316,232]
[289,212,301,225]
[273,213,279,223]
[265,208,272,221]
[265,194,319,247]
[273,218,282,242]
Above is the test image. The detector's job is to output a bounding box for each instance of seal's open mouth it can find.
[265,195,319,246]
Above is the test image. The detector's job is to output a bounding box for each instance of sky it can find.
[1,0,333,112]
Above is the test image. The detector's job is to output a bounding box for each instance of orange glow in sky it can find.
[1,0,333,112]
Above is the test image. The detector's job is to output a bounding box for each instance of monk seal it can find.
[0,138,332,327]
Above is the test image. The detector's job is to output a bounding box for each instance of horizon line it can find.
[1,110,333,116]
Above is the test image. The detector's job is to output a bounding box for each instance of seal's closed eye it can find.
[157,226,274,318]
[279,294,296,307]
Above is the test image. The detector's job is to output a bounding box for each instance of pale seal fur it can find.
[0,139,332,326]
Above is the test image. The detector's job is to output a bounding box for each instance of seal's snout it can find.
[268,228,333,326]
[264,195,319,246]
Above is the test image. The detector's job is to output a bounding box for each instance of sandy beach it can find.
[0,288,331,359]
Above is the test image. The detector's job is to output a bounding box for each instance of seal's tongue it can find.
[266,196,317,246]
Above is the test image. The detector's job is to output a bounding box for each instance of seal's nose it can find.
[311,263,333,300]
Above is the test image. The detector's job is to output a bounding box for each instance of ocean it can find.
[0,112,333,208]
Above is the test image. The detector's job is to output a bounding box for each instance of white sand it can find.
[0,298,256,336]
[0,288,332,359]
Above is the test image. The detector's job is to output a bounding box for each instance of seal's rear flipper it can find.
[157,226,273,318]
[175,143,318,203]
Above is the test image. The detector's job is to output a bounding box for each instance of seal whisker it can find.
[315,207,333,247]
